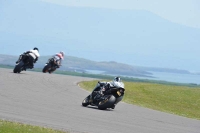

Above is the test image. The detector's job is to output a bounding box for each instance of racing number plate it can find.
[117,91,121,96]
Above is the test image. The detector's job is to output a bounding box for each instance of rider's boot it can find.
[111,104,116,109]
[48,70,52,74]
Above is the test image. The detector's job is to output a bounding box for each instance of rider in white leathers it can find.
[16,47,40,70]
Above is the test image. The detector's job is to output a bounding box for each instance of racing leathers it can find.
[46,53,64,73]
[16,49,40,69]
[89,81,113,102]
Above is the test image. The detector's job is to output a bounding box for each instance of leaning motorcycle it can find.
[82,81,125,110]
[13,54,31,73]
[42,58,59,73]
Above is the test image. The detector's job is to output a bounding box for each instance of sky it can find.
[41,0,200,29]
[0,0,200,72]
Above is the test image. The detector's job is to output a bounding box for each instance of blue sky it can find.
[41,0,200,28]
[0,0,200,72]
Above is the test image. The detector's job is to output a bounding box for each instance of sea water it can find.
[147,71,200,84]
[86,69,200,84]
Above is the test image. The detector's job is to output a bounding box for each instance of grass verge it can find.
[79,80,200,120]
[0,120,67,133]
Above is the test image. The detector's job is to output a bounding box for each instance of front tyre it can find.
[13,61,24,73]
[98,95,116,110]
[42,64,51,73]
[82,96,90,107]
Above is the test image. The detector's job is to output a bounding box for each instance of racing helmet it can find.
[60,51,64,57]
[113,77,121,82]
[33,47,39,52]
[112,77,124,89]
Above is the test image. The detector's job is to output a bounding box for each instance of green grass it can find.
[0,120,67,133]
[79,80,200,120]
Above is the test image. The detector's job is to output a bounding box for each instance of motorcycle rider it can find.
[16,47,40,70]
[89,77,124,109]
[46,51,64,73]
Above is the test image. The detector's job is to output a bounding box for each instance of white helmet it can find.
[60,51,64,57]
[113,77,121,82]
[112,77,124,89]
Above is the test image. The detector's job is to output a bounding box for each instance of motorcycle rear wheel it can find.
[98,95,116,110]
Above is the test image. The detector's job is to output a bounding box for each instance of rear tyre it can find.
[98,95,116,110]
[13,61,24,73]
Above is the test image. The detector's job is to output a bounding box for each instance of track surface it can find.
[0,68,199,133]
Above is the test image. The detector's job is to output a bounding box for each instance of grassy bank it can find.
[79,80,200,120]
[0,120,67,133]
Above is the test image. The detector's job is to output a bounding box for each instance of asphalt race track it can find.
[0,68,199,133]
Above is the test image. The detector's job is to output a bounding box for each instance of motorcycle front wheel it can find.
[42,63,51,73]
[82,96,90,107]
[13,61,24,73]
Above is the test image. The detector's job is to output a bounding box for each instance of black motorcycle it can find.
[13,54,32,73]
[82,81,125,110]
[42,58,59,74]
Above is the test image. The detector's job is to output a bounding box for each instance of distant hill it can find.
[0,54,193,78]
[0,54,151,77]
[0,0,200,71]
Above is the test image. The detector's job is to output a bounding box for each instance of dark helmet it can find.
[33,47,39,52]
[114,77,121,82]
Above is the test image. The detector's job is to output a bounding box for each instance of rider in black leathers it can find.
[89,77,123,109]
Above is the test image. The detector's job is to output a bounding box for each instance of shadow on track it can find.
[81,105,114,111]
